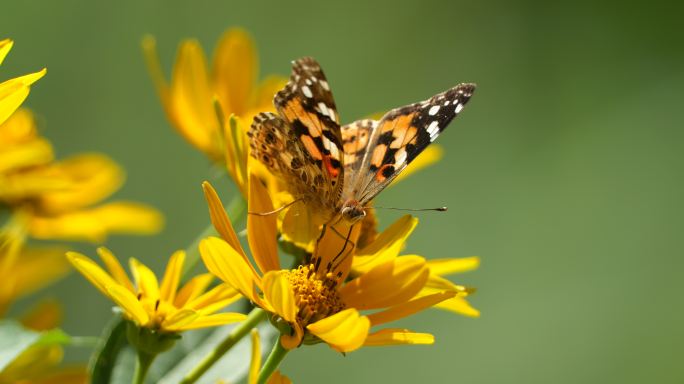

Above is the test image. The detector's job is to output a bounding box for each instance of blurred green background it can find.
[2,0,683,382]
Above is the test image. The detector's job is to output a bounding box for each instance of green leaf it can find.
[89,316,127,384]
[0,320,71,372]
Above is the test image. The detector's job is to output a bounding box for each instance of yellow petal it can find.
[248,329,260,384]
[174,273,214,307]
[262,270,296,323]
[0,136,53,174]
[202,181,247,257]
[247,175,280,274]
[352,215,418,274]
[212,28,257,116]
[141,35,170,108]
[434,295,480,318]
[28,201,164,243]
[0,107,38,145]
[8,246,71,301]
[37,153,124,213]
[280,200,320,253]
[252,76,288,112]
[0,165,71,201]
[170,39,220,158]
[159,250,185,303]
[129,258,160,301]
[184,283,240,314]
[223,114,250,195]
[340,255,429,310]
[427,256,480,276]
[10,68,47,87]
[199,236,260,304]
[0,82,29,126]
[0,39,13,65]
[390,145,443,185]
[367,291,455,326]
[66,252,121,299]
[97,247,135,293]
[306,309,370,353]
[162,308,199,331]
[279,323,304,350]
[20,300,62,331]
[174,312,247,331]
[363,329,434,346]
[424,273,472,294]
[106,284,149,325]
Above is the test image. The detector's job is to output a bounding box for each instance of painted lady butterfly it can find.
[248,57,475,224]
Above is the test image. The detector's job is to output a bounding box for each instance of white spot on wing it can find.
[302,86,313,98]
[318,102,329,117]
[320,80,330,91]
[330,143,340,158]
[426,120,440,142]
[454,103,464,113]
[428,105,440,116]
[395,148,407,165]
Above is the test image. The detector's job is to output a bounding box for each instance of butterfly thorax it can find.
[339,199,366,224]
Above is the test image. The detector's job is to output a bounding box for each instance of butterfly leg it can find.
[330,224,357,270]
[310,223,329,272]
[248,198,301,216]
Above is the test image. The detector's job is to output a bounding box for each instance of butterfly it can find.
[248,57,475,225]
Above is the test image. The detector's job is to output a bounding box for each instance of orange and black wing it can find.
[250,57,344,210]
[349,83,476,205]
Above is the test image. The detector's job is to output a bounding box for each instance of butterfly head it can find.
[340,199,366,224]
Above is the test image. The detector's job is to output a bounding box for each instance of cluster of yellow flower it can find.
[0,38,163,383]
[0,29,480,384]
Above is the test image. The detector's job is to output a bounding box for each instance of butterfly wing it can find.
[348,83,476,205]
[249,57,344,211]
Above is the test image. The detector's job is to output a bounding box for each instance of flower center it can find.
[287,264,345,325]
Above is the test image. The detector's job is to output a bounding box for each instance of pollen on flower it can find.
[287,264,345,325]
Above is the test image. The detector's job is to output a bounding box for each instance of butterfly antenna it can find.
[248,199,301,216]
[367,206,448,212]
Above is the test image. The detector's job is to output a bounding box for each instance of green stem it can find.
[133,351,156,384]
[180,308,267,384]
[257,337,289,384]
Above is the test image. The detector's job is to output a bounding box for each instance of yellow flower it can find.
[0,108,164,243]
[0,235,71,316]
[0,39,45,127]
[66,248,247,332]
[0,301,88,384]
[143,28,287,195]
[201,178,473,353]
[0,39,162,243]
